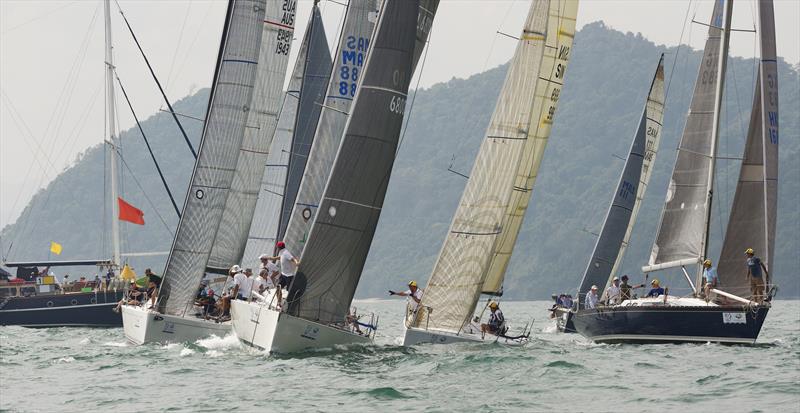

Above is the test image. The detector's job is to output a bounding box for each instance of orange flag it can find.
[118,197,145,225]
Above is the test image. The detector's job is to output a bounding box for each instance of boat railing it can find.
[404,302,433,330]
[346,306,378,339]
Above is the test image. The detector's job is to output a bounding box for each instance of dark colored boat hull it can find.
[552,307,577,333]
[572,305,770,345]
[0,291,124,327]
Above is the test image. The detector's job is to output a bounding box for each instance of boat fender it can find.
[90,297,97,304]
[46,301,54,307]
[70,299,78,305]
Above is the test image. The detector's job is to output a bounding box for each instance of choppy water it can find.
[1,300,798,412]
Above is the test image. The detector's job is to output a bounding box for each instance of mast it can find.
[104,0,121,268]
[698,0,733,286]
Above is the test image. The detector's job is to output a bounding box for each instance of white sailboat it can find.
[573,0,778,344]
[122,0,296,344]
[403,0,578,346]
[231,0,434,353]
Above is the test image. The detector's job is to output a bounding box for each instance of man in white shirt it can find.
[250,269,269,298]
[389,280,424,314]
[229,265,250,300]
[265,242,300,309]
[585,285,599,309]
[259,254,280,289]
[602,277,621,305]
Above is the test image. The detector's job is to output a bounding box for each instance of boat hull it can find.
[403,325,529,346]
[121,305,230,345]
[572,304,770,344]
[0,291,124,327]
[552,307,576,333]
[230,300,371,353]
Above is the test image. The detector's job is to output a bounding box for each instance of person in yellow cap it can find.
[745,248,768,302]
[480,301,505,338]
[645,279,665,298]
[702,259,719,300]
[389,281,423,311]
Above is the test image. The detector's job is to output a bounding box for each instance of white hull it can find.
[403,325,529,347]
[121,305,230,345]
[230,300,371,353]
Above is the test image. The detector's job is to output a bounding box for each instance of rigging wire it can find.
[163,0,194,96]
[113,0,197,160]
[114,150,174,236]
[115,73,182,218]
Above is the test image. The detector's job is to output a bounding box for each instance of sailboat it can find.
[1,0,138,328]
[551,55,665,334]
[121,0,298,344]
[230,0,427,353]
[403,0,578,346]
[572,0,778,345]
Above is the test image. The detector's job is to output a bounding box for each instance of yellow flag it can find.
[50,241,62,255]
[120,264,137,281]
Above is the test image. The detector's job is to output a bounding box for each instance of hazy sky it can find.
[1,0,798,229]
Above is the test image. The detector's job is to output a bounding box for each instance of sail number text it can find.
[275,0,296,55]
[389,96,406,115]
[338,36,369,97]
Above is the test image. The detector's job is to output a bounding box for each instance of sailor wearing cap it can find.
[229,265,248,300]
[585,285,599,309]
[645,279,665,298]
[602,276,622,305]
[480,301,505,338]
[389,280,423,312]
[263,242,300,308]
[259,253,280,288]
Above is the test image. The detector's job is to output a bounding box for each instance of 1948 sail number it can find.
[389,96,405,115]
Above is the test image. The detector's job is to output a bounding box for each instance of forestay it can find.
[717,0,778,297]
[207,0,299,274]
[282,0,440,255]
[577,56,665,295]
[277,0,381,251]
[646,0,724,271]
[241,7,329,267]
[416,0,578,333]
[286,0,420,324]
[158,0,266,316]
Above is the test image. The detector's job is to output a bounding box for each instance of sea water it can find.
[1,300,798,412]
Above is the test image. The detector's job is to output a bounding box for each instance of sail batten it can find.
[417,0,579,332]
[157,0,271,316]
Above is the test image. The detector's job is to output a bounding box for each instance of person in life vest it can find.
[745,248,769,302]
[481,301,505,338]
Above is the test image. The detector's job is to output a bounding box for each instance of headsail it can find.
[717,0,778,297]
[240,7,330,267]
[207,0,300,273]
[158,0,267,316]
[286,0,420,324]
[282,0,440,255]
[416,0,579,333]
[645,0,725,271]
[277,0,381,250]
[577,55,665,294]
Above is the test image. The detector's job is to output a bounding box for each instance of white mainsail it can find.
[717,0,778,297]
[158,0,270,316]
[207,0,299,274]
[416,0,578,332]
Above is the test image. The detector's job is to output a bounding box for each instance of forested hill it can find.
[2,22,798,298]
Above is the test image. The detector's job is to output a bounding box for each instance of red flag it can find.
[118,197,145,225]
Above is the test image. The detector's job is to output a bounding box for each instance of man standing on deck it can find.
[389,281,424,324]
[619,275,644,301]
[702,259,719,301]
[602,277,621,305]
[745,248,768,302]
[584,285,599,309]
[266,242,300,308]
[259,254,280,289]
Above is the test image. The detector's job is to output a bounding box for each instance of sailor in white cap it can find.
[228,265,248,300]
[602,276,622,305]
[259,254,280,288]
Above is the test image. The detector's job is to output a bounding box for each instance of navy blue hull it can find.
[552,307,577,333]
[0,291,124,327]
[572,305,770,345]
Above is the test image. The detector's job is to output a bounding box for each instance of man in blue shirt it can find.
[702,259,719,301]
[745,248,768,302]
[646,279,665,298]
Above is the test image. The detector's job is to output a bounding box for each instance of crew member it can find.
[745,248,768,302]
[702,259,719,301]
[645,279,665,298]
[480,302,505,338]
[584,285,599,309]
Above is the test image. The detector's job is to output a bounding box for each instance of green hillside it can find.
[2,22,798,299]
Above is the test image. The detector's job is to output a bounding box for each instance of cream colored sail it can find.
[416,0,578,332]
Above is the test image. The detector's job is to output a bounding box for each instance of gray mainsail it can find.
[282,0,440,255]
[240,6,330,267]
[158,0,267,316]
[578,55,665,294]
[717,0,778,297]
[286,0,420,324]
[645,0,725,271]
[207,0,299,273]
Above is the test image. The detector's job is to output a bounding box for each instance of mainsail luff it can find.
[240,11,320,267]
[207,0,299,273]
[158,0,266,316]
[416,0,578,333]
[577,56,665,295]
[277,0,381,253]
[481,0,579,294]
[282,0,440,256]
[717,0,778,297]
[286,0,420,324]
[646,0,725,271]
